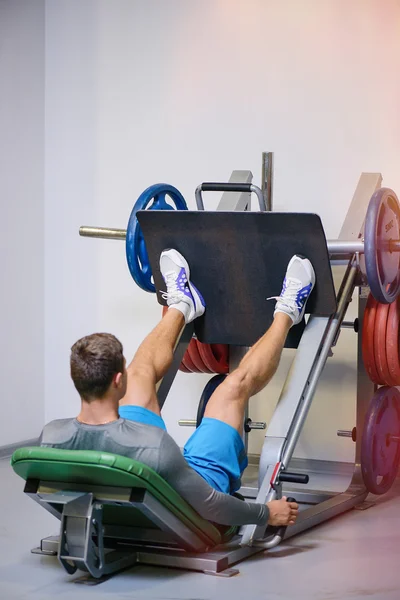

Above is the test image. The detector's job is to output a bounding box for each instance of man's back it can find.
[40,417,165,472]
[40,417,268,527]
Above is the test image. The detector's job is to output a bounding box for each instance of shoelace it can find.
[161,271,185,304]
[267,277,302,312]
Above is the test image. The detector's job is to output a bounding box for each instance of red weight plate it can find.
[181,348,201,373]
[188,339,213,373]
[362,294,384,385]
[178,362,191,374]
[374,302,397,386]
[197,341,220,373]
[210,344,229,372]
[197,340,229,374]
[386,297,400,385]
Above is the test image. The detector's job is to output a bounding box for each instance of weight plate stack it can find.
[161,307,229,374]
[374,303,398,386]
[187,339,213,373]
[362,293,400,386]
[386,297,400,384]
[361,386,400,495]
[362,294,385,385]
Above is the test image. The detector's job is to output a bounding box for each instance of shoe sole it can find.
[297,279,315,323]
[288,255,316,287]
[286,255,316,325]
[160,249,205,316]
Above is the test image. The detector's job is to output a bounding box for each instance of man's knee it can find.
[222,368,252,400]
[128,363,156,385]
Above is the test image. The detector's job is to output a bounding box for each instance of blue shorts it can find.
[119,405,248,495]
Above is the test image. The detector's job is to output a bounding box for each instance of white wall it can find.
[0,0,45,445]
[44,0,400,462]
[44,1,99,423]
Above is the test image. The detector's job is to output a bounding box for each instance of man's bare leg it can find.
[120,249,205,415]
[204,312,291,431]
[120,308,185,415]
[204,255,316,432]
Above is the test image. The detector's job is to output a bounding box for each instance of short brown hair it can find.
[70,333,124,400]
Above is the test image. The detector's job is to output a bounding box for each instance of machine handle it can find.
[195,182,266,212]
[278,472,309,484]
[201,183,252,193]
[253,496,297,549]
[274,496,297,541]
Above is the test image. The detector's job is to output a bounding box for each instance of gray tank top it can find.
[40,418,268,527]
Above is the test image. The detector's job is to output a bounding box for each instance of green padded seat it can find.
[11,447,226,547]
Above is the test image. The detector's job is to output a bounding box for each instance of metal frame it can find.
[78,173,395,259]
[33,533,264,580]
[240,172,380,546]
[29,168,387,581]
[29,480,264,580]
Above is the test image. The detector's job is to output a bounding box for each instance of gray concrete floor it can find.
[1,456,400,600]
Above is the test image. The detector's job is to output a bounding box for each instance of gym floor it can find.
[1,456,400,600]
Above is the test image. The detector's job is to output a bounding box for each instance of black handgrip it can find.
[273,496,297,541]
[195,181,265,211]
[278,472,309,484]
[200,182,253,193]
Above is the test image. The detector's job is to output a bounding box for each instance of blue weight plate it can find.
[364,188,400,303]
[361,386,400,495]
[196,374,227,427]
[126,184,187,292]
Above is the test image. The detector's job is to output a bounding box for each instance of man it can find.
[41,250,315,530]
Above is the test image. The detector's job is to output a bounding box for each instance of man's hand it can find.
[266,496,299,527]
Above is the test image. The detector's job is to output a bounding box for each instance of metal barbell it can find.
[80,226,126,240]
[79,226,400,258]
[178,418,266,430]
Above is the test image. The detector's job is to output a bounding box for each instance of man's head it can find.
[70,333,127,402]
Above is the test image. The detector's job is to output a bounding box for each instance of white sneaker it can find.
[268,255,315,326]
[160,249,205,324]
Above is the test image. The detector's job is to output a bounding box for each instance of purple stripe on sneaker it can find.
[175,267,188,293]
[295,283,313,310]
[192,284,206,308]
[172,267,205,311]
